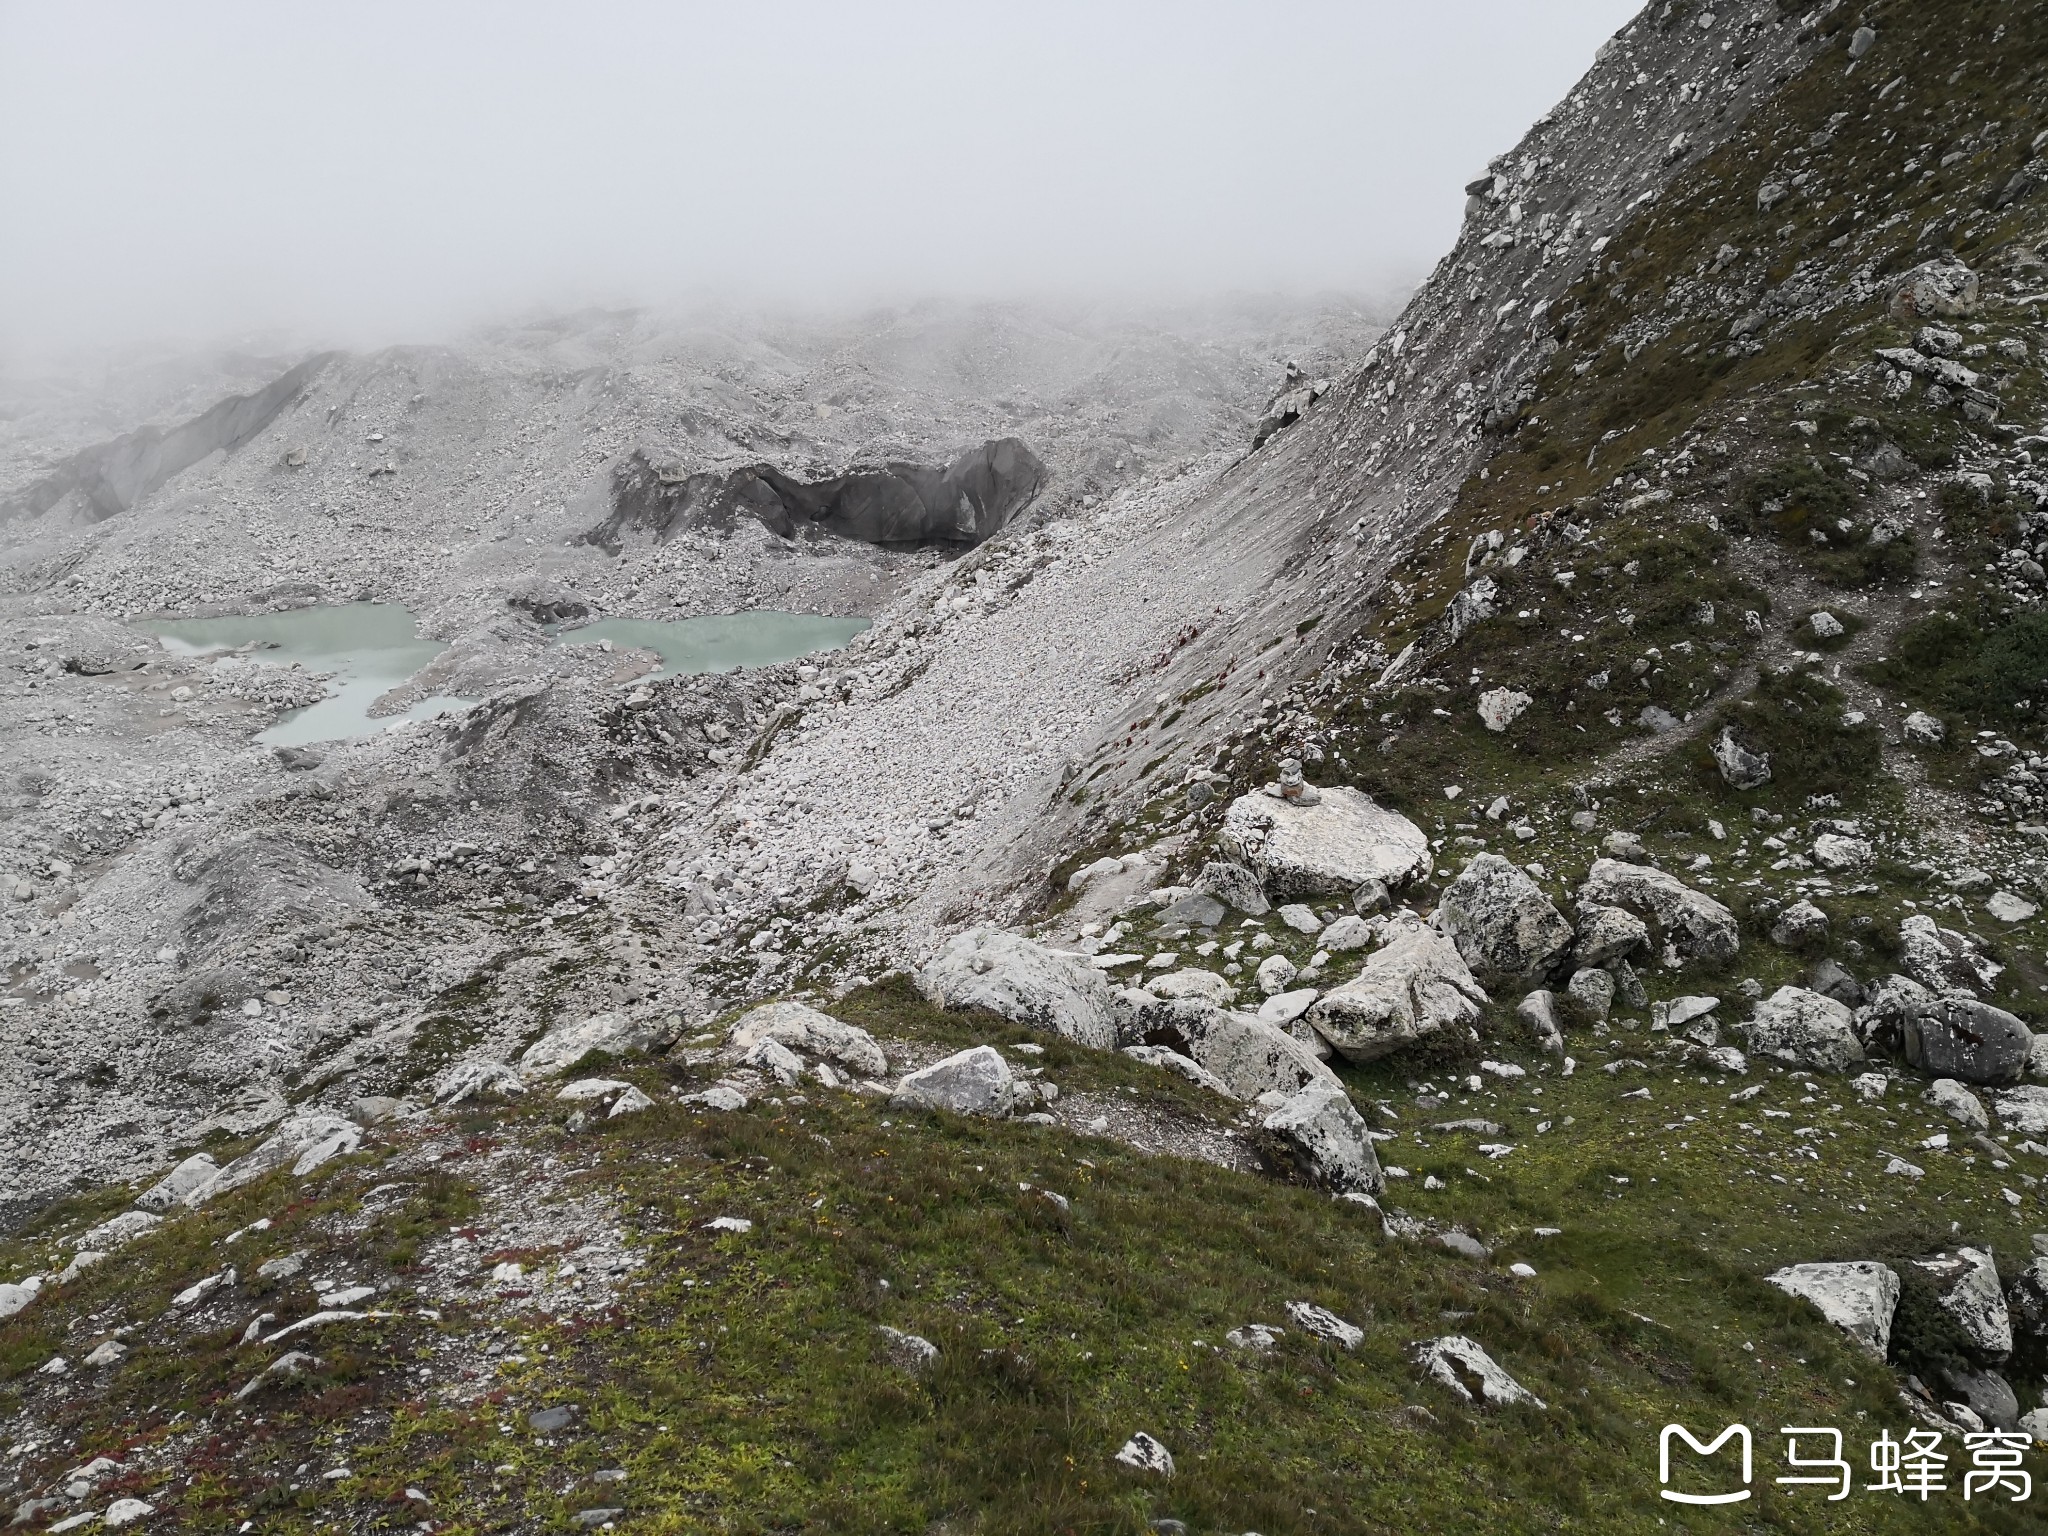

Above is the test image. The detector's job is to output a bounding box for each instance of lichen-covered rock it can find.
[1113,1432,1174,1476]
[1189,1012,1340,1101]
[2008,1256,2048,1340]
[1743,986,1865,1074]
[1925,1078,1989,1130]
[1220,786,1431,898]
[1864,975,2033,1085]
[1305,920,1488,1063]
[1904,998,2033,1087]
[1193,859,1269,915]
[77,1211,161,1251]
[521,1011,675,1078]
[918,927,1120,1049]
[1146,969,1238,1008]
[1572,903,1649,967]
[1888,256,1980,321]
[1260,1084,1382,1194]
[1903,710,1946,744]
[1577,859,1739,965]
[890,1045,1016,1118]
[1566,967,1615,1021]
[1770,900,1830,949]
[1320,914,1375,951]
[1476,687,1532,732]
[1911,1248,2011,1360]
[433,1058,528,1104]
[1811,832,1873,872]
[1897,914,2001,994]
[876,1325,940,1374]
[1991,1085,2048,1136]
[1712,727,1772,790]
[1435,854,1574,986]
[1286,1300,1365,1347]
[1938,1364,2020,1430]
[726,1000,888,1079]
[1766,1261,1899,1359]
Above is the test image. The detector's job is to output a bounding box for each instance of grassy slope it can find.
[0,975,2040,1533]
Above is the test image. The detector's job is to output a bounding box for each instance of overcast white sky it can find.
[0,1,1641,358]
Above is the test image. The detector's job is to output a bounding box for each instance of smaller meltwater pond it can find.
[553,612,869,678]
[136,602,472,747]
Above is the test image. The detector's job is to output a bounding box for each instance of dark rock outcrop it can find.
[580,437,1045,553]
[4,354,335,522]
[505,578,593,625]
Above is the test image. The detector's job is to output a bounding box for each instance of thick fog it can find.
[0,0,1640,358]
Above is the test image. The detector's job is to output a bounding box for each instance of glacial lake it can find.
[136,602,473,747]
[552,612,869,678]
[134,604,871,746]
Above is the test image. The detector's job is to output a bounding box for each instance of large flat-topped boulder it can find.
[1221,786,1431,898]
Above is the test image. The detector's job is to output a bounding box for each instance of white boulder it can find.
[1435,854,1574,986]
[185,1114,364,1205]
[1255,953,1299,997]
[520,1011,673,1079]
[1744,986,1865,1074]
[433,1058,527,1103]
[1577,859,1740,965]
[0,1278,41,1320]
[1766,1261,1899,1358]
[1146,969,1237,1008]
[1191,1013,1339,1102]
[890,1046,1016,1118]
[1257,987,1321,1026]
[1221,786,1432,898]
[77,1211,160,1252]
[917,927,1120,1049]
[1286,1300,1364,1348]
[1305,920,1488,1063]
[1911,1248,2012,1359]
[726,1000,888,1078]
[1409,1335,1545,1408]
[136,1154,220,1211]
[1261,1084,1382,1193]
[1319,915,1375,951]
[1811,833,1873,872]
[1992,1085,2048,1135]
[1113,1432,1174,1476]
[1477,688,1533,732]
[1903,710,1945,744]
[1926,1078,1989,1130]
